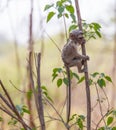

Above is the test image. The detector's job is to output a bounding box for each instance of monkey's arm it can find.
[75,53,89,60]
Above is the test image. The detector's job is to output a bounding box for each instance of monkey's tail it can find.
[66,66,71,123]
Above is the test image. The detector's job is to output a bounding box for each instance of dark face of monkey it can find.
[69,30,85,44]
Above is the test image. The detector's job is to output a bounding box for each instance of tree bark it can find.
[75,1,91,130]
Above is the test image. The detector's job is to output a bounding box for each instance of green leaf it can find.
[52,73,58,81]
[46,95,53,103]
[78,115,85,121]
[66,5,74,13]
[8,118,18,125]
[112,110,116,116]
[78,76,85,84]
[53,68,62,73]
[43,91,48,96]
[89,79,93,86]
[70,13,76,23]
[100,73,105,77]
[41,86,48,91]
[69,70,73,79]
[69,24,77,32]
[21,128,25,130]
[64,13,69,18]
[105,76,112,83]
[97,78,106,88]
[53,68,58,73]
[57,13,62,18]
[90,72,99,77]
[63,78,69,86]
[58,6,64,14]
[56,1,62,7]
[112,127,116,130]
[98,127,104,130]
[23,108,30,114]
[69,114,77,121]
[107,116,113,126]
[95,30,102,38]
[44,4,54,11]
[92,22,101,29]
[57,68,63,73]
[47,12,55,22]
[16,105,23,114]
[27,90,33,99]
[67,0,72,4]
[22,106,30,114]
[57,78,63,87]
[0,117,3,122]
[77,118,83,129]
[73,72,80,80]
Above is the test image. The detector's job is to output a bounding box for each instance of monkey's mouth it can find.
[79,39,85,44]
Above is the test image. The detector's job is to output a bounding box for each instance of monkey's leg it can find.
[81,60,88,72]
[68,59,84,73]
[77,61,84,73]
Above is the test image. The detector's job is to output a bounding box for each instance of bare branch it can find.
[0,80,31,130]
[75,1,91,130]
[95,83,106,128]
[36,53,46,130]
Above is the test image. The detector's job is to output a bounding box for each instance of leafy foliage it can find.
[82,21,102,40]
[52,67,85,87]
[90,72,113,88]
[47,12,56,22]
[98,109,116,130]
[44,0,102,41]
[16,105,30,116]
[8,118,18,126]
[44,0,75,23]
[69,114,85,129]
[41,85,53,102]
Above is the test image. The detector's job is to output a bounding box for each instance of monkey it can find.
[61,29,89,73]
[61,29,89,122]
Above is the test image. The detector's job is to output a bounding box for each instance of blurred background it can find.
[0,0,116,129]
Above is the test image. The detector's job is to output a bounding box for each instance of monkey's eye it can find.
[78,37,83,40]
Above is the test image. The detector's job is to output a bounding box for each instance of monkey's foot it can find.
[79,68,88,73]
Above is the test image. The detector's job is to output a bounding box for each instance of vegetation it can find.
[0,0,116,130]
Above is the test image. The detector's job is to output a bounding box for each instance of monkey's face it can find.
[76,34,85,44]
[69,30,85,45]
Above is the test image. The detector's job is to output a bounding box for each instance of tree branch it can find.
[36,53,46,130]
[75,1,91,130]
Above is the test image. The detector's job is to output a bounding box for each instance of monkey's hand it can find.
[82,55,90,60]
[85,56,90,60]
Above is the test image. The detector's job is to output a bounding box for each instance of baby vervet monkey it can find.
[61,29,89,73]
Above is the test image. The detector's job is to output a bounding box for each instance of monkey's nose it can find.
[82,39,86,44]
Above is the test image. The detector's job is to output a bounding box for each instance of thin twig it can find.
[95,83,106,128]
[95,111,109,130]
[9,80,26,93]
[101,88,110,111]
[36,53,46,130]
[0,94,13,110]
[28,52,40,121]
[45,31,61,52]
[45,97,70,130]
[0,80,31,130]
[0,106,22,123]
[63,14,68,40]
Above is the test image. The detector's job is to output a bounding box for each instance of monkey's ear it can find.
[69,33,75,40]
